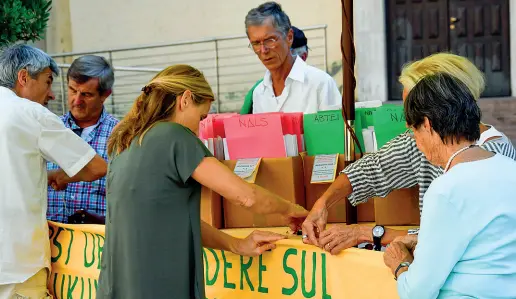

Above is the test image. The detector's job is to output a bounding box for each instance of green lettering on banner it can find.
[203,248,220,286]
[282,248,298,295]
[67,275,79,298]
[88,278,92,299]
[83,232,96,268]
[94,279,98,292]
[239,256,254,291]
[64,228,75,265]
[301,251,316,298]
[258,254,268,293]
[321,253,332,299]
[80,277,85,299]
[60,274,65,299]
[96,233,105,270]
[51,226,64,263]
[221,250,236,289]
[52,273,58,297]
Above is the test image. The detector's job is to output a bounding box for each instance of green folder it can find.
[372,104,407,148]
[354,107,377,153]
[303,110,345,156]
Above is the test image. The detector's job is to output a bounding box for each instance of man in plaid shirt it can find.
[47,55,119,224]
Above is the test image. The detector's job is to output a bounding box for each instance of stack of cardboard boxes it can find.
[201,155,420,229]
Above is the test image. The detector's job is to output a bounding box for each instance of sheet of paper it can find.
[303,110,345,156]
[310,154,339,184]
[233,158,261,183]
[224,114,287,160]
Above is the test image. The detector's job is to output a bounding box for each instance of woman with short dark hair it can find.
[383,73,516,299]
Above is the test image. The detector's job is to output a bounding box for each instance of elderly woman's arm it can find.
[390,190,469,299]
[302,133,421,245]
[192,157,308,230]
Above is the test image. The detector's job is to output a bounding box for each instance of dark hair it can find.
[404,73,481,144]
[245,2,291,37]
[67,55,114,94]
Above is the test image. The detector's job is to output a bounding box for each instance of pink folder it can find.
[224,114,287,159]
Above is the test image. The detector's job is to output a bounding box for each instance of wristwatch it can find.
[372,225,385,251]
[395,261,411,280]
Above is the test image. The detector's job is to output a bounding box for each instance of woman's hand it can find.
[286,204,309,233]
[318,224,362,254]
[383,241,414,275]
[233,231,287,257]
[301,200,329,246]
[392,234,418,255]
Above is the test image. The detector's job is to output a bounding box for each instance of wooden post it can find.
[341,0,356,162]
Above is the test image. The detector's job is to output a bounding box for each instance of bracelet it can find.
[394,262,411,280]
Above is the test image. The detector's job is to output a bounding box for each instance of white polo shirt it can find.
[0,87,96,285]
[252,56,342,114]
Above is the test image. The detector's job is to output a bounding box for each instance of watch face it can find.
[373,226,385,238]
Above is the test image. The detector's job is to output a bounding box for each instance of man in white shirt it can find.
[0,45,107,299]
[245,2,342,114]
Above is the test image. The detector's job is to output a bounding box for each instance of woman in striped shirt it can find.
[302,53,516,253]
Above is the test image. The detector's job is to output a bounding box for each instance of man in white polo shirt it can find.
[245,2,342,114]
[0,44,107,299]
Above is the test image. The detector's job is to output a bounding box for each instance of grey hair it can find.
[405,73,481,144]
[0,44,59,88]
[245,2,292,37]
[67,55,114,94]
[291,45,308,57]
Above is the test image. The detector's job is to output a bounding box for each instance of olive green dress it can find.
[97,122,212,299]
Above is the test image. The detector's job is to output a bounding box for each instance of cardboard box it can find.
[302,155,356,224]
[374,186,420,226]
[223,157,305,228]
[201,187,223,229]
[357,199,375,222]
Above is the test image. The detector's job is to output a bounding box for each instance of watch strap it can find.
[394,262,410,280]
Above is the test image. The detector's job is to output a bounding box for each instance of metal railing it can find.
[48,25,328,119]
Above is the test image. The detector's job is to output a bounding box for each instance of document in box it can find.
[310,154,339,184]
[233,158,261,183]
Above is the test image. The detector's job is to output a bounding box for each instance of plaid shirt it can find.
[47,109,119,223]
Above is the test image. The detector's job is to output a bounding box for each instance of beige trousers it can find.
[0,269,51,299]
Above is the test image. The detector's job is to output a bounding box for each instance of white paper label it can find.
[310,154,339,183]
[234,158,261,180]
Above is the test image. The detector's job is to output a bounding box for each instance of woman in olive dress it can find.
[96,65,308,299]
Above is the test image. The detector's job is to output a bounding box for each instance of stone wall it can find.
[478,98,516,145]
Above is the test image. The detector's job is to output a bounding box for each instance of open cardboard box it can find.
[201,186,223,229]
[302,155,358,223]
[222,156,305,228]
[374,186,420,226]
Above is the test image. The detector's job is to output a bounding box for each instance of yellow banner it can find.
[48,222,399,299]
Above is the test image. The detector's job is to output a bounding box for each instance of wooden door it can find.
[386,0,511,100]
[387,0,450,100]
[449,0,511,97]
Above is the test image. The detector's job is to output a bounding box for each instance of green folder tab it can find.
[354,107,377,153]
[372,104,407,148]
[303,110,345,156]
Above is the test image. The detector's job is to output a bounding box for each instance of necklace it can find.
[444,144,476,173]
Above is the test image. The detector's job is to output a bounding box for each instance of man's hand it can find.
[233,231,287,256]
[286,204,309,233]
[383,241,414,275]
[48,169,68,191]
[318,224,361,255]
[301,200,328,246]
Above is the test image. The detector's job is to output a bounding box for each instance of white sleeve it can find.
[37,112,96,177]
[318,76,342,111]
[396,187,470,299]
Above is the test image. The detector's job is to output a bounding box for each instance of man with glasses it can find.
[244,2,342,114]
[241,26,310,114]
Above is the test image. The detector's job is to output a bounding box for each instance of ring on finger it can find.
[326,242,331,249]
[302,235,308,239]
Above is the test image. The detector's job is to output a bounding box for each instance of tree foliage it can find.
[0,0,52,47]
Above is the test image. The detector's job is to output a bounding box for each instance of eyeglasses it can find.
[249,37,279,53]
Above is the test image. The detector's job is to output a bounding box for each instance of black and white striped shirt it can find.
[343,127,516,214]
